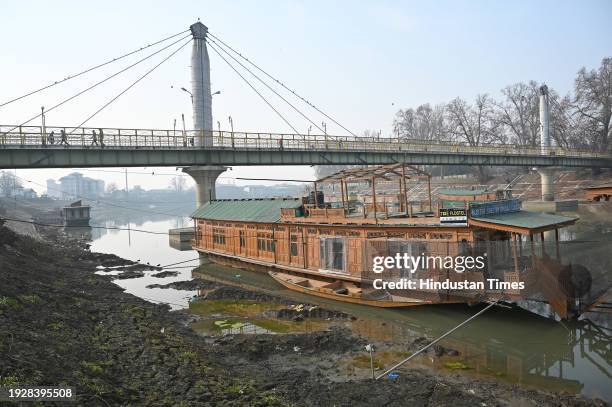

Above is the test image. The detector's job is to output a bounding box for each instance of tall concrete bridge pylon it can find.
[538,84,554,202]
[183,21,226,208]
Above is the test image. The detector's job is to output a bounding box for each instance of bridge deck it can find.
[1,125,610,168]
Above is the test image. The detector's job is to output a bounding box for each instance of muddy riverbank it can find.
[0,223,608,406]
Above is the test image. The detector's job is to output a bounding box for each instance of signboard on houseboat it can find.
[439,208,468,225]
[469,199,521,217]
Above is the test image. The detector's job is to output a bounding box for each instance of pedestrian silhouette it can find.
[60,129,69,146]
[99,128,105,147]
[48,131,55,145]
[91,130,99,146]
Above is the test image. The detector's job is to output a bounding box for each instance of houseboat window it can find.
[239,230,245,248]
[319,237,346,273]
[460,239,470,256]
[429,232,453,240]
[257,232,275,253]
[290,234,299,257]
[388,240,426,277]
[213,228,226,245]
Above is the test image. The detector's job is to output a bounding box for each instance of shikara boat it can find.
[268,271,424,308]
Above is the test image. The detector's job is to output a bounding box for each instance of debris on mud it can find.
[114,270,145,279]
[147,279,219,290]
[410,336,461,357]
[275,304,354,321]
[150,270,180,278]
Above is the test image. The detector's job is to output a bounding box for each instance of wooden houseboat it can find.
[190,164,591,319]
[62,200,91,227]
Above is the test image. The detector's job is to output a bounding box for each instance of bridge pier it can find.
[183,165,226,265]
[538,167,555,202]
[182,165,226,207]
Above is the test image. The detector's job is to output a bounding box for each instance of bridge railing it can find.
[0,124,609,158]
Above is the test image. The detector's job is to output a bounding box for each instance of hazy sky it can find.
[2,0,610,194]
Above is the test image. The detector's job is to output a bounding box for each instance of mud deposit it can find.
[0,224,607,406]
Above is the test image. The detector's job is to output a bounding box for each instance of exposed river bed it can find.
[86,206,612,401]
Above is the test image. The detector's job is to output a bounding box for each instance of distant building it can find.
[22,188,37,199]
[58,173,105,200]
[13,186,37,199]
[46,179,62,199]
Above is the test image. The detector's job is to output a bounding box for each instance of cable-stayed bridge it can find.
[1,21,611,205]
[0,125,609,169]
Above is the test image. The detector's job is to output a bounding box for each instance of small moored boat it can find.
[268,271,424,308]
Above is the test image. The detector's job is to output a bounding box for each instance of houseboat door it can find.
[237,228,246,256]
[289,227,304,267]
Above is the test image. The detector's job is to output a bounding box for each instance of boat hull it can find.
[268,271,424,308]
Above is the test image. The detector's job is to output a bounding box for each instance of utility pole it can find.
[13,169,17,209]
[229,116,234,148]
[322,122,327,148]
[41,106,46,145]
[124,168,129,200]
[181,113,187,146]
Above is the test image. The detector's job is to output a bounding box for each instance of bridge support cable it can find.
[207,41,300,134]
[0,29,190,109]
[70,37,193,132]
[3,33,193,136]
[207,31,359,138]
[206,36,325,134]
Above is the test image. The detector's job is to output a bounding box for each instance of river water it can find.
[87,206,612,401]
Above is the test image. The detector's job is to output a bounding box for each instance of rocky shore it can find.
[0,224,608,406]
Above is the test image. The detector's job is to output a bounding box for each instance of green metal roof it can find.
[437,188,490,196]
[191,198,302,223]
[439,199,474,208]
[471,210,578,230]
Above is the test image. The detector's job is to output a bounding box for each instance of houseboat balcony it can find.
[280,202,439,225]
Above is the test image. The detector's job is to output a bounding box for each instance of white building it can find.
[57,173,105,200]
[46,179,62,199]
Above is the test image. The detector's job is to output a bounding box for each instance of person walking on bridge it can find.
[98,128,105,147]
[59,129,69,146]
[91,130,99,146]
[47,130,55,145]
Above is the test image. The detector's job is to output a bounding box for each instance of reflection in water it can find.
[348,311,610,398]
[64,225,107,241]
[89,217,199,310]
[87,206,611,401]
[196,261,611,401]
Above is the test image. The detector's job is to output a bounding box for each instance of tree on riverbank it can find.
[392,57,611,180]
[573,58,612,153]
[0,171,22,198]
